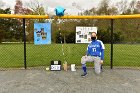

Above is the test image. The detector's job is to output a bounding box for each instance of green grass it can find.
[113,44,140,67]
[0,43,140,68]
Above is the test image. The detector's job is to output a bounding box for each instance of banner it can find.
[34,23,51,45]
[76,26,97,43]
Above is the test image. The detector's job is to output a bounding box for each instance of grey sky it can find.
[1,0,135,15]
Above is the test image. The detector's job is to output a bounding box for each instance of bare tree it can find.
[136,0,140,12]
[25,0,45,15]
[116,0,128,14]
[129,0,137,14]
[107,6,118,15]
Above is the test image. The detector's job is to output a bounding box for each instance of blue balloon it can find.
[55,6,65,16]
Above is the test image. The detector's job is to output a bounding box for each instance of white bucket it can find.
[71,64,76,71]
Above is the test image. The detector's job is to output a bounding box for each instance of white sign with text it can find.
[76,26,97,43]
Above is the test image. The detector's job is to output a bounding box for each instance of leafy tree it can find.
[97,0,110,15]
[55,30,64,43]
[14,0,23,14]
[0,8,19,42]
[14,0,33,42]
[65,32,75,43]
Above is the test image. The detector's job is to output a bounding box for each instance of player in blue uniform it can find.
[81,32,105,77]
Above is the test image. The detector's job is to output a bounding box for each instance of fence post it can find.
[23,18,27,69]
[110,19,114,69]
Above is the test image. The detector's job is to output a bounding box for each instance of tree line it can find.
[0,0,140,43]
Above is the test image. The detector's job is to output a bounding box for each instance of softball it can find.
[46,67,49,71]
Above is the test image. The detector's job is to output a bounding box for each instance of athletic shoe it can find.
[81,72,87,77]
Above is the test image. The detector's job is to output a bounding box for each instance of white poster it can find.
[76,26,97,43]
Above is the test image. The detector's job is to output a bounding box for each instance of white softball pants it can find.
[81,56,101,74]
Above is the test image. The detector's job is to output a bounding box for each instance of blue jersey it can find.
[86,40,105,60]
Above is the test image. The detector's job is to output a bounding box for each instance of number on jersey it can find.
[92,48,96,52]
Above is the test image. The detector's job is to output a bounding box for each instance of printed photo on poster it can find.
[34,23,51,45]
[76,26,97,43]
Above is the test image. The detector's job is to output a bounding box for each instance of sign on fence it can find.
[76,26,97,43]
[34,23,51,45]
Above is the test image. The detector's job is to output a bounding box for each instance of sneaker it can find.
[81,72,87,77]
[101,65,103,69]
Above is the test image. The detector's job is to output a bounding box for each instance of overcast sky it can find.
[1,0,134,15]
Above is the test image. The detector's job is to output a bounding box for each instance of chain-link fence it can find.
[0,18,24,69]
[114,19,140,68]
[0,17,140,69]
